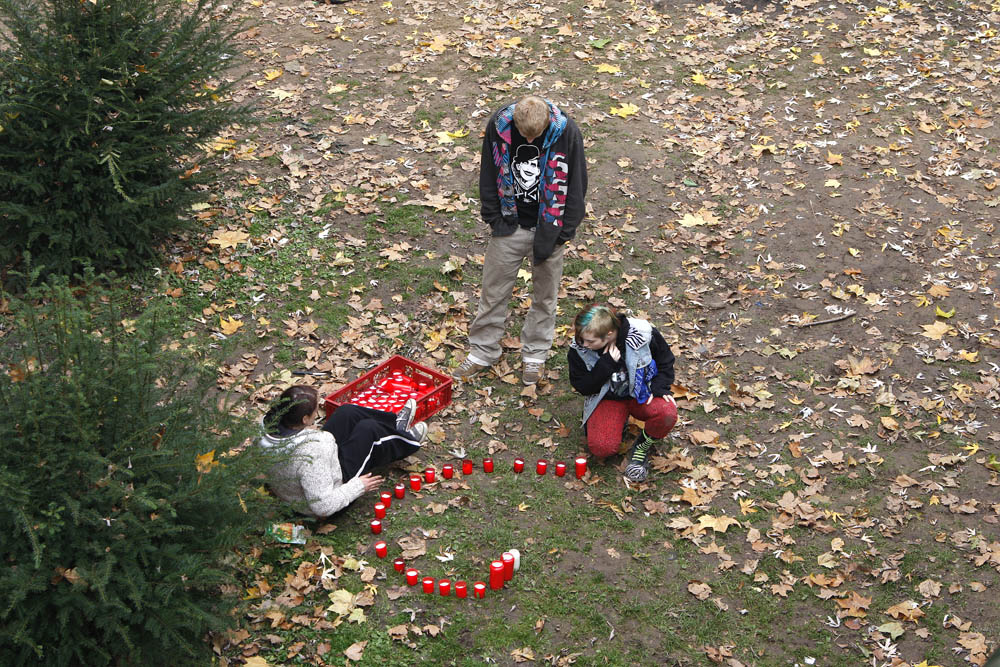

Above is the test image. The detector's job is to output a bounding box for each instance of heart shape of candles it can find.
[368,455,587,602]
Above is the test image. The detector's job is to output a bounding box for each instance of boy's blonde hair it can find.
[513,96,550,139]
[573,304,620,345]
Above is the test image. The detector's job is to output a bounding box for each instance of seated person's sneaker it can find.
[396,398,417,432]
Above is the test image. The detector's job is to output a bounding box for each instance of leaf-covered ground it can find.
[160,0,1000,664]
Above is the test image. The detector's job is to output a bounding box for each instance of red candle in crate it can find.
[410,474,421,492]
[536,459,547,475]
[422,577,435,594]
[462,459,473,475]
[438,579,451,596]
[501,552,515,581]
[370,519,382,535]
[483,457,494,473]
[555,462,567,477]
[513,458,525,473]
[442,464,454,479]
[406,568,419,585]
[575,457,587,478]
[473,582,486,599]
[394,483,405,499]
[374,502,386,519]
[374,541,388,558]
[489,560,505,590]
[393,558,405,572]
[380,491,392,508]
[424,467,436,483]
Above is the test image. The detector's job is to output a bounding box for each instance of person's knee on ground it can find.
[586,432,622,459]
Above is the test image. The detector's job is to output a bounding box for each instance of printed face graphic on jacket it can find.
[513,144,541,203]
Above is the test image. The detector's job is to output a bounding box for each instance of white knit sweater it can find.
[257,425,366,517]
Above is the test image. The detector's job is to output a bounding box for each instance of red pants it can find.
[585,397,677,459]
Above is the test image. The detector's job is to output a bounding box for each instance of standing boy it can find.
[456,96,588,385]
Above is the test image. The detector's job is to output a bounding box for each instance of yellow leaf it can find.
[677,212,707,227]
[434,131,454,144]
[556,24,575,36]
[502,36,522,48]
[825,178,841,188]
[195,450,218,474]
[268,89,295,101]
[848,248,860,257]
[609,103,639,118]
[827,150,843,165]
[739,498,757,515]
[812,53,825,64]
[691,71,708,85]
[219,316,244,336]
[863,47,882,56]
[934,305,955,318]
[446,128,469,138]
[244,658,272,667]
[427,35,449,52]
[698,514,741,533]
[263,69,283,80]
[957,349,979,362]
[208,229,249,249]
[595,63,621,74]
[327,83,349,94]
[920,321,953,340]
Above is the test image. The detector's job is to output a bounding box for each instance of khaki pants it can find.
[467,227,565,365]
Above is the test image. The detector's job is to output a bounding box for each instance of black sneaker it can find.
[623,434,654,482]
[396,398,417,432]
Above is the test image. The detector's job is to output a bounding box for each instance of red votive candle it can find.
[374,541,388,558]
[424,467,436,483]
[501,552,515,581]
[374,502,386,519]
[489,560,505,590]
[536,459,548,475]
[442,464,454,479]
[473,582,486,599]
[462,459,473,475]
[394,483,406,499]
[555,462,567,477]
[406,568,419,585]
[513,458,525,473]
[393,558,405,572]
[575,457,587,479]
[409,474,421,492]
[455,581,468,598]
[370,519,382,534]
[380,491,392,508]
[439,579,451,596]
[483,457,494,473]
[422,577,435,594]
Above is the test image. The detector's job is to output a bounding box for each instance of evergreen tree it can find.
[0,0,252,278]
[0,274,273,665]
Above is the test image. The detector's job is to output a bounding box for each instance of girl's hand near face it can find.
[604,339,621,362]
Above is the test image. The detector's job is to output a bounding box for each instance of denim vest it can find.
[572,318,656,425]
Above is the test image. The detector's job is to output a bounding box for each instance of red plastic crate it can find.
[323,355,452,424]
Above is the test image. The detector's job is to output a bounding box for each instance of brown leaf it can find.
[343,640,367,661]
[688,580,712,600]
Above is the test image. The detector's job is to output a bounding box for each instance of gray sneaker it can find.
[455,357,489,380]
[406,421,428,443]
[522,360,544,385]
[396,398,417,432]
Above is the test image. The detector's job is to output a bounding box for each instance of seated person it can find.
[258,385,426,517]
[567,304,677,483]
